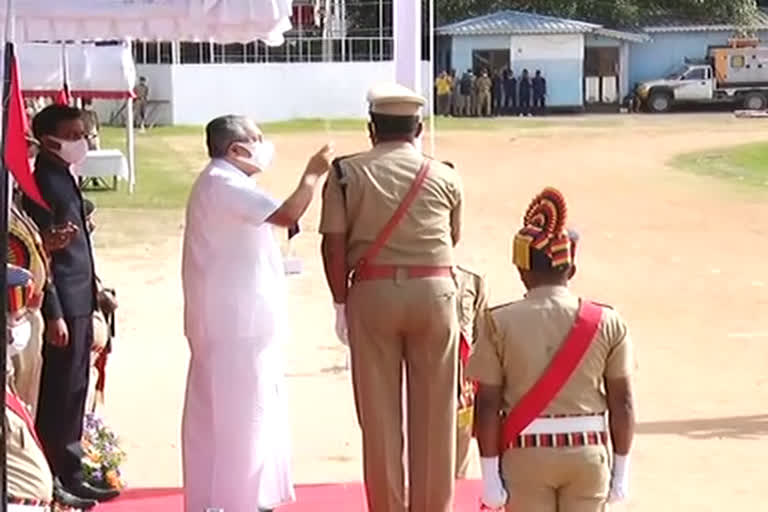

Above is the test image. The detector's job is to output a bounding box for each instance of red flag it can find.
[3,44,49,209]
[54,84,71,106]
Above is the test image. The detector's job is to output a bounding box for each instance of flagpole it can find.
[0,0,15,508]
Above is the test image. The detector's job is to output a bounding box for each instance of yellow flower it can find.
[106,470,123,490]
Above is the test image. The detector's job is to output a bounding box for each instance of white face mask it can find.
[234,140,274,173]
[49,136,89,166]
[8,319,32,357]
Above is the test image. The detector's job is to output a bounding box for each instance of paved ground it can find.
[94,113,768,511]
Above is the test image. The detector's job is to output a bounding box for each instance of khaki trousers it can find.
[455,422,473,478]
[501,445,610,512]
[347,276,458,512]
[476,92,492,116]
[11,310,44,417]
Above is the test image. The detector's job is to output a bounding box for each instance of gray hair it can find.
[205,115,252,158]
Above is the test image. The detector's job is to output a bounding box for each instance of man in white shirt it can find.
[181,115,333,512]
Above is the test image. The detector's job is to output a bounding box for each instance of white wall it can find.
[168,61,433,125]
[511,34,585,107]
[451,35,511,73]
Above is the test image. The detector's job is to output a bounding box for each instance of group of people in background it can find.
[436,68,547,117]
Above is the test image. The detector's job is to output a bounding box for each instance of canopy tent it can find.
[1,41,139,192]
[0,0,293,45]
[13,42,135,99]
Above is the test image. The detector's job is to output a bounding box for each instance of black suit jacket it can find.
[23,153,97,320]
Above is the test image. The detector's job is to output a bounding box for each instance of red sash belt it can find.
[500,300,603,451]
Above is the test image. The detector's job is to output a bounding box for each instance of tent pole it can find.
[428,0,435,155]
[126,97,135,194]
[0,0,14,509]
[394,0,422,150]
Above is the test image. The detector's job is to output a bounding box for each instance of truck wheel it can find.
[648,92,672,113]
[743,92,767,111]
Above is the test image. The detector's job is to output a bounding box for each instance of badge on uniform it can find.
[457,405,474,430]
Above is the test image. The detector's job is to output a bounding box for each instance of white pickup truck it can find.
[636,44,768,113]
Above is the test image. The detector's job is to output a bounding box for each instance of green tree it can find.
[435,0,760,28]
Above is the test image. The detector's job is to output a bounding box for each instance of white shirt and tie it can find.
[181,158,295,511]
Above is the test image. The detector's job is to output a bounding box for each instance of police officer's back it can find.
[320,83,463,512]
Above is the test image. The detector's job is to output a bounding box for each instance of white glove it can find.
[333,303,348,346]
[479,456,508,510]
[608,453,630,503]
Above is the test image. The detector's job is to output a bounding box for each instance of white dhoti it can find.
[182,339,294,511]
[181,158,296,511]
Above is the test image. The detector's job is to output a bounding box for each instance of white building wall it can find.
[94,62,430,126]
[451,35,511,73]
[510,33,584,107]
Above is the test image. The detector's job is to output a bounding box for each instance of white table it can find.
[78,149,129,190]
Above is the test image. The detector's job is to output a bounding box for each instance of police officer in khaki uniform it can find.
[5,265,97,511]
[320,83,463,512]
[475,70,493,117]
[468,187,636,512]
[454,265,487,479]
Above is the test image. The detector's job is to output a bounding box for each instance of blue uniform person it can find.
[503,70,517,115]
[533,70,547,115]
[518,69,532,117]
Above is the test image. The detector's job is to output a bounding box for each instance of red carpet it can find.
[99,480,484,511]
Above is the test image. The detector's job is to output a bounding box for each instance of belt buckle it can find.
[394,266,408,286]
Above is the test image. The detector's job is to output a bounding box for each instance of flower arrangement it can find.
[81,412,126,491]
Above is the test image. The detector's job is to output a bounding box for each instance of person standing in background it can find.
[435,71,453,117]
[518,69,532,117]
[81,99,100,151]
[134,76,150,131]
[533,70,548,115]
[503,70,518,115]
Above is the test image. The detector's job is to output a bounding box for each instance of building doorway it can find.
[472,49,510,74]
[584,46,620,104]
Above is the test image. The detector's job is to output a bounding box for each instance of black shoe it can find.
[54,485,98,510]
[64,480,121,502]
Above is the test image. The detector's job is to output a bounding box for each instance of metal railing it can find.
[132,37,394,65]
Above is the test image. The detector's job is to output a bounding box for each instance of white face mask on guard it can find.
[233,140,274,173]
[49,136,89,166]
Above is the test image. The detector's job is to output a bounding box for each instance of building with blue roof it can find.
[436,9,768,110]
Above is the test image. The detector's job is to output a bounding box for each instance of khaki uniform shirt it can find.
[135,83,149,104]
[82,109,100,139]
[6,402,53,503]
[467,285,634,416]
[476,76,492,94]
[456,266,487,400]
[319,142,463,268]
[456,266,487,344]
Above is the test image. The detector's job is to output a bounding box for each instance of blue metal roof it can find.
[436,10,600,36]
[641,8,768,33]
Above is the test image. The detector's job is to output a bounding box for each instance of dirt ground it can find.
[94,113,768,511]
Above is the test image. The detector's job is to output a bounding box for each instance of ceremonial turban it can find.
[513,187,577,271]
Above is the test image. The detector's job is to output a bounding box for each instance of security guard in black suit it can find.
[22,105,118,503]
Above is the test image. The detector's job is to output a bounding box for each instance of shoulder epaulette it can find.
[489,300,521,312]
[332,153,363,187]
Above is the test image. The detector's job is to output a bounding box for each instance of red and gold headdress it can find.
[512,187,574,271]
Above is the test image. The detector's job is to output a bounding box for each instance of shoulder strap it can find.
[499,300,603,450]
[355,159,432,272]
